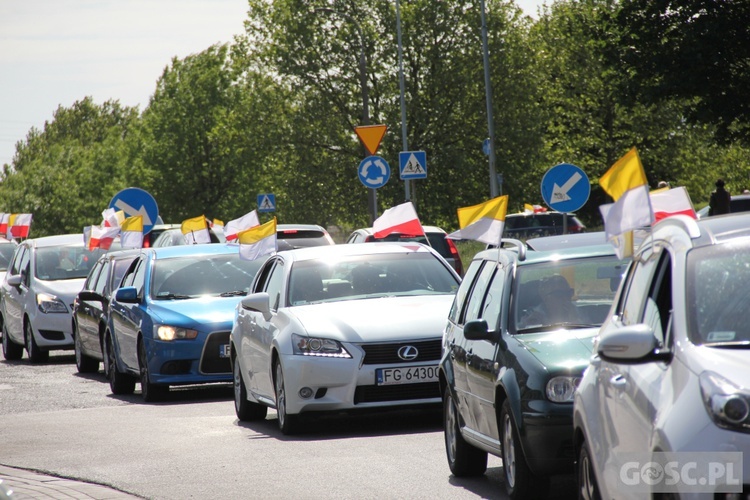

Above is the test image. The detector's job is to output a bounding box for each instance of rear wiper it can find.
[155,292,192,300]
[219,290,247,297]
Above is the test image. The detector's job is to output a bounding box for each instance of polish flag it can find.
[10,213,32,238]
[225,210,260,241]
[102,208,125,228]
[650,186,697,223]
[373,202,424,238]
[88,225,121,250]
[0,214,8,236]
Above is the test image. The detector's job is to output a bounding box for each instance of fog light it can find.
[299,387,314,399]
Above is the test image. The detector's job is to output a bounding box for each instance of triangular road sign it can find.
[354,124,387,156]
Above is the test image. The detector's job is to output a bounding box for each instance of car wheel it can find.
[233,356,267,421]
[274,361,300,435]
[74,321,99,373]
[444,386,487,476]
[578,439,601,500]
[105,331,135,395]
[2,321,23,360]
[500,400,549,499]
[139,341,168,402]
[24,321,48,364]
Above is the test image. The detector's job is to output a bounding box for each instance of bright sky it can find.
[0,0,546,168]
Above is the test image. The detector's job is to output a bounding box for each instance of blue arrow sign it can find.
[358,156,390,189]
[399,151,427,180]
[109,187,159,234]
[541,163,590,213]
[257,194,276,213]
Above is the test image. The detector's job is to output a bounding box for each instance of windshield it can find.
[687,239,750,346]
[513,255,628,333]
[288,252,460,306]
[0,243,15,271]
[151,253,263,299]
[35,245,107,280]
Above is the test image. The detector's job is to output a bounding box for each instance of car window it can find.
[481,266,506,331]
[18,247,30,285]
[464,261,496,323]
[131,259,147,296]
[111,257,136,292]
[91,261,107,294]
[0,244,15,271]
[265,261,285,310]
[619,247,659,326]
[9,245,26,276]
[120,258,140,288]
[448,259,484,324]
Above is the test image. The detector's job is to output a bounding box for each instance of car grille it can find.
[200,331,231,374]
[354,382,440,404]
[358,339,441,365]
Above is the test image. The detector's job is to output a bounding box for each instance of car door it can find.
[111,257,147,371]
[77,259,106,354]
[2,244,28,341]
[251,258,286,400]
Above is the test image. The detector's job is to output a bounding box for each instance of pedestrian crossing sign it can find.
[399,151,427,180]
[257,193,276,213]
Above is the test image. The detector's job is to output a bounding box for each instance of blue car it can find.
[105,244,265,401]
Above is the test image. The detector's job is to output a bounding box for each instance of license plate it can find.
[376,365,439,386]
[219,344,231,358]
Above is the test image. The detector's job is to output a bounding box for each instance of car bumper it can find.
[29,311,74,349]
[144,331,233,386]
[279,352,441,415]
[521,401,576,475]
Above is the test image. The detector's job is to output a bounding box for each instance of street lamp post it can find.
[395,0,410,202]
[314,8,377,224]
[480,0,499,198]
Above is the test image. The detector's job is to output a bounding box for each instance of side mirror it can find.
[464,319,501,343]
[78,290,104,302]
[114,286,139,304]
[241,292,272,320]
[597,323,667,364]
[7,274,22,287]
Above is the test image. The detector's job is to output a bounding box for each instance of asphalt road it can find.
[0,351,576,499]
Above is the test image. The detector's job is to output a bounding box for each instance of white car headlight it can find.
[154,325,198,341]
[36,292,68,313]
[546,376,581,403]
[292,333,351,358]
[700,371,750,431]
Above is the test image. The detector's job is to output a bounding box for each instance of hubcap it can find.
[445,396,457,463]
[580,451,594,500]
[275,363,286,427]
[234,362,242,411]
[503,413,516,488]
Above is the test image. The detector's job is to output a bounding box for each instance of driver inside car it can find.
[520,274,580,328]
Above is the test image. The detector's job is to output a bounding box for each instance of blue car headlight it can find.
[292,333,351,358]
[154,325,198,341]
[36,292,67,314]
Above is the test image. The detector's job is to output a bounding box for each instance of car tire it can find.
[139,341,168,403]
[74,322,99,373]
[2,322,23,360]
[500,400,549,499]
[24,321,48,364]
[274,361,300,435]
[443,386,487,476]
[105,331,136,395]
[233,356,267,421]
[578,439,601,500]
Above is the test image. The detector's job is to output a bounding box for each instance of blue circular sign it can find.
[540,163,590,213]
[358,156,390,189]
[108,187,160,234]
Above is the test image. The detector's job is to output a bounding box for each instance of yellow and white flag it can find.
[120,216,144,249]
[101,208,125,228]
[181,215,211,244]
[447,195,508,246]
[238,218,277,261]
[599,147,653,242]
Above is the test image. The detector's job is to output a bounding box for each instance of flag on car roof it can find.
[523,203,546,214]
[650,186,697,223]
[0,213,7,237]
[181,215,211,244]
[9,213,32,239]
[447,195,508,246]
[88,225,120,250]
[102,208,125,228]
[120,215,144,249]
[373,201,424,238]
[598,147,653,244]
[225,210,260,242]
[238,217,277,261]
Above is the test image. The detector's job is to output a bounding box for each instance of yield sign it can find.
[354,124,387,156]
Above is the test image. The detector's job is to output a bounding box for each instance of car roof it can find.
[655,213,750,249]
[150,243,242,259]
[277,241,440,263]
[525,231,608,251]
[475,241,617,266]
[26,233,84,248]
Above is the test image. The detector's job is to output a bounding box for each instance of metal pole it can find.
[396,0,411,202]
[480,0,498,198]
[314,8,376,224]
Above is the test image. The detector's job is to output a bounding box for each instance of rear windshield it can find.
[277,229,331,248]
[367,232,451,259]
[0,244,15,271]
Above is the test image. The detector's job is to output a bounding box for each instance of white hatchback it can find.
[574,214,750,499]
[1,234,109,363]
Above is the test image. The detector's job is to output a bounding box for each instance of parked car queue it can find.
[4,214,749,499]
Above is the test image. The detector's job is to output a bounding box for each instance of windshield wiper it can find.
[704,340,750,349]
[515,322,600,334]
[219,290,247,297]
[155,292,192,300]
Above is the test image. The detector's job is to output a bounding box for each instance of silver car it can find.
[1,234,109,363]
[230,242,460,434]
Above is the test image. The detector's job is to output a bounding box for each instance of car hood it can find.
[35,278,86,301]
[148,296,243,330]
[286,295,454,343]
[684,344,750,383]
[513,327,599,373]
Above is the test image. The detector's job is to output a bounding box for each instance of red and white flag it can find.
[10,213,32,238]
[650,186,697,223]
[0,214,7,238]
[101,208,125,228]
[373,202,424,238]
[88,225,120,250]
[225,210,260,242]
